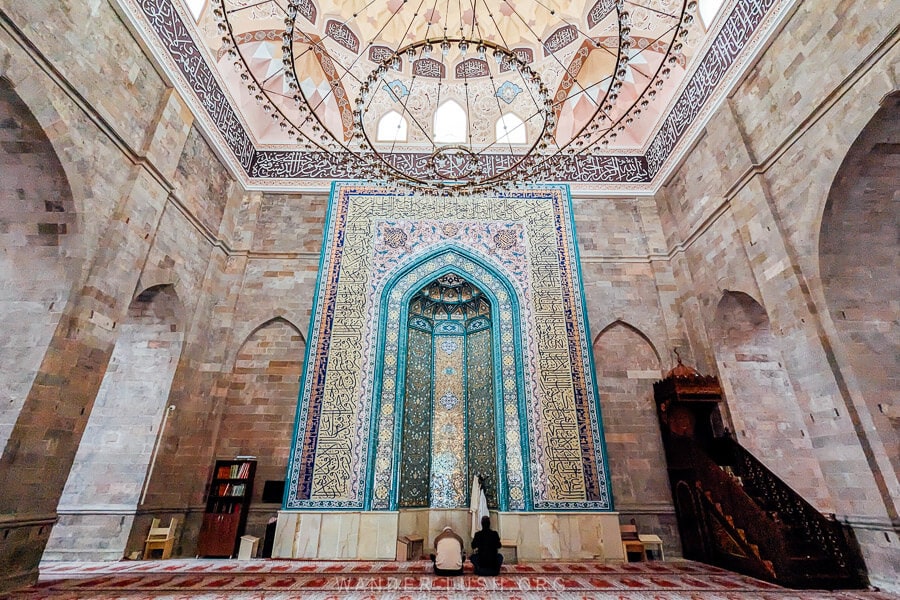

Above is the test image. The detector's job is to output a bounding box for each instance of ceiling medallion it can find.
[216,0,698,195]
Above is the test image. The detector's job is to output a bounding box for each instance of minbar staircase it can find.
[654,363,867,589]
[666,435,867,588]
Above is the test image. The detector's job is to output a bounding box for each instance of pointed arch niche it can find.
[399,274,498,509]
[592,321,676,545]
[218,320,305,489]
[368,248,527,516]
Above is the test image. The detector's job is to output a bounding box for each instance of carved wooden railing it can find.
[720,437,860,575]
[668,435,866,588]
[671,437,789,575]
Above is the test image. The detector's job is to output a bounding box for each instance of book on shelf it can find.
[212,501,242,514]
[215,461,252,480]
[215,482,246,497]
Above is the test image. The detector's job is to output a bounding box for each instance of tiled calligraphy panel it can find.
[286,184,611,511]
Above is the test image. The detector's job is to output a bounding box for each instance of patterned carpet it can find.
[9,559,896,599]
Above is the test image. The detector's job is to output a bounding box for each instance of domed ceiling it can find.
[121,0,790,192]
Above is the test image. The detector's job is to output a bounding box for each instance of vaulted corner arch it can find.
[818,92,900,482]
[0,76,81,454]
[44,284,186,560]
[711,290,831,510]
[365,244,532,513]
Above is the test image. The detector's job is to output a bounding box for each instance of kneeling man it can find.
[470,516,503,575]
[431,527,464,575]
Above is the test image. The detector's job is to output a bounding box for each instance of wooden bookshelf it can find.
[197,459,256,557]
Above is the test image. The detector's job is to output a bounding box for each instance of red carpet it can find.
[9,559,896,599]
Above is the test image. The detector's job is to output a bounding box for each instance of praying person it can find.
[430,527,464,575]
[470,516,503,575]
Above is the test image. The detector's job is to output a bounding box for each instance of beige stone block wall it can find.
[652,0,898,587]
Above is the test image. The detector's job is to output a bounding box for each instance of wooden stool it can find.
[639,534,664,560]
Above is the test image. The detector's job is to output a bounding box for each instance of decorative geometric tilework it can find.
[438,391,459,410]
[285,184,612,511]
[398,327,432,507]
[467,327,498,508]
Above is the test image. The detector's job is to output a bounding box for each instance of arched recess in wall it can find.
[215,317,305,512]
[397,275,498,509]
[712,291,831,510]
[364,245,531,513]
[818,92,899,481]
[44,284,185,560]
[0,77,80,453]
[592,321,672,527]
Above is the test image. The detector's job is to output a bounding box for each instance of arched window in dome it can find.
[377,111,408,142]
[434,101,467,144]
[496,113,526,145]
[185,0,207,21]
[698,0,725,29]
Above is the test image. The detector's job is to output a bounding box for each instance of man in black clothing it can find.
[470,516,503,575]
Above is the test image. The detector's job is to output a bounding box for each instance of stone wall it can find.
[0,0,200,584]
[574,195,682,555]
[214,318,305,542]
[652,0,899,587]
[44,285,184,561]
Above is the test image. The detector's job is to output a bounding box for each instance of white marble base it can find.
[273,510,623,561]
[272,511,399,560]
[496,512,624,561]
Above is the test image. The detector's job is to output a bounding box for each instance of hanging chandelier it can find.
[214,0,697,195]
